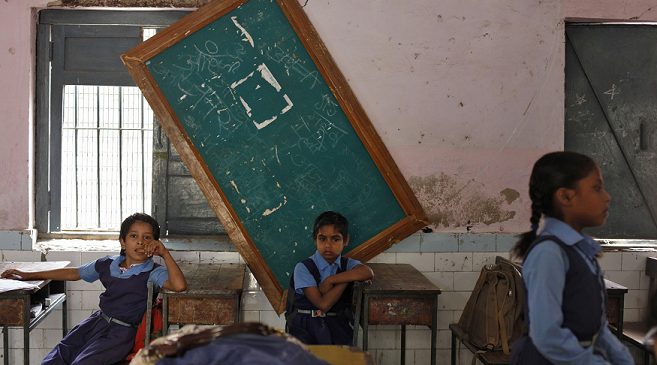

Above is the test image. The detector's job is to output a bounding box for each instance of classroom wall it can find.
[0,0,655,236]
[2,0,564,237]
[0,0,652,236]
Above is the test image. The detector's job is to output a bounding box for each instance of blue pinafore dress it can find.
[42,256,160,365]
[287,257,353,345]
[510,235,607,364]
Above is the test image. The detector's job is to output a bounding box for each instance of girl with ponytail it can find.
[510,152,634,365]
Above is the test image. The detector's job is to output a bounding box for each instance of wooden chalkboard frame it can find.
[122,0,428,314]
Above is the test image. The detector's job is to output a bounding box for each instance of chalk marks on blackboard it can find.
[123,0,427,312]
[575,93,587,106]
[315,94,338,116]
[265,46,321,88]
[604,84,620,100]
[231,63,294,130]
[262,196,287,216]
[231,16,254,48]
[148,4,402,258]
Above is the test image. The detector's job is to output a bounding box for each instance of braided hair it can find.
[511,151,597,260]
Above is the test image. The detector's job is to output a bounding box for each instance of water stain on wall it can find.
[408,173,518,228]
[500,188,520,205]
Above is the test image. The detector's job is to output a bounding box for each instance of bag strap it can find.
[459,271,487,330]
[485,273,499,349]
[497,275,511,355]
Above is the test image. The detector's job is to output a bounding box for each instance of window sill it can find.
[36,233,236,252]
[32,233,657,254]
[598,239,657,252]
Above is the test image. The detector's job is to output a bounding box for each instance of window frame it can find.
[35,9,190,235]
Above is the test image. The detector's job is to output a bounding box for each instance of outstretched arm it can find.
[145,240,187,292]
[0,268,81,281]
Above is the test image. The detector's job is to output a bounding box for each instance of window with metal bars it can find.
[35,12,184,234]
[60,85,154,230]
[36,11,224,236]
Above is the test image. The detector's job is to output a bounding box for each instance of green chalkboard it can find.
[122,0,427,313]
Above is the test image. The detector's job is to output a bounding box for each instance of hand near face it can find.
[143,240,168,258]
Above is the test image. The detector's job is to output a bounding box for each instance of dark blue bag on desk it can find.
[154,333,331,365]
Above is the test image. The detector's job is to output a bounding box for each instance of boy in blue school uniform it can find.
[287,211,374,345]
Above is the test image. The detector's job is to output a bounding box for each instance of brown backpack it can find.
[457,260,525,355]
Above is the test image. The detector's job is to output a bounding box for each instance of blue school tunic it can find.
[510,218,634,365]
[288,251,360,345]
[42,255,167,365]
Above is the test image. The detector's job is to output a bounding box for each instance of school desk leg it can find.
[431,295,438,365]
[3,325,8,365]
[23,294,29,365]
[401,324,406,365]
[362,295,370,351]
[162,294,169,335]
[451,330,457,365]
[62,286,68,336]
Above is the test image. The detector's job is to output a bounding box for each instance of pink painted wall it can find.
[0,0,41,230]
[304,0,564,233]
[0,0,654,233]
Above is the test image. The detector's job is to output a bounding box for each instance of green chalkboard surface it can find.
[122,0,427,313]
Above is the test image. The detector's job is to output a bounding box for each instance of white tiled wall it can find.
[0,249,653,365]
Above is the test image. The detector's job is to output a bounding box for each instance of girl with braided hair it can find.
[510,151,634,365]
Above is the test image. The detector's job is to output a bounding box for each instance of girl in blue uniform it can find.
[1,213,187,365]
[510,152,634,365]
[287,211,373,345]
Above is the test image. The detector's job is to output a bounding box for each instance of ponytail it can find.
[511,188,543,260]
[511,151,597,261]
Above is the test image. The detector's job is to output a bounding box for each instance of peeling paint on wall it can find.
[408,173,517,229]
[500,188,520,205]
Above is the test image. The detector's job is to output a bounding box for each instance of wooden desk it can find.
[605,279,628,340]
[0,261,69,365]
[161,263,245,332]
[616,256,657,364]
[353,263,441,365]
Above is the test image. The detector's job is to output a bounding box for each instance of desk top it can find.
[605,278,628,294]
[0,261,70,295]
[362,263,441,295]
[162,263,246,295]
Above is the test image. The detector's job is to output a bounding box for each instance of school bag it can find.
[126,297,164,360]
[457,260,524,356]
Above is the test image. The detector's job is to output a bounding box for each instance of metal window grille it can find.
[61,85,154,230]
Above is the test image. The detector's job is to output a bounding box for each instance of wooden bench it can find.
[615,256,657,365]
[450,323,511,365]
